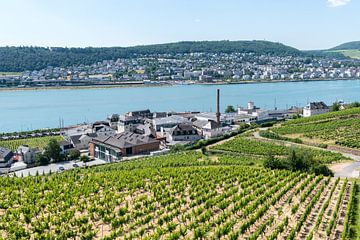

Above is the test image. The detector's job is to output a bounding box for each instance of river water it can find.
[1,80,360,133]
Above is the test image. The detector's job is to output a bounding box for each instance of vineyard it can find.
[273,107,360,149]
[0,151,358,239]
[210,135,345,164]
[0,136,64,151]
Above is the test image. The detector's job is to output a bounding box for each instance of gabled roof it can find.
[92,132,159,149]
[0,147,12,159]
[169,124,197,135]
[304,102,329,110]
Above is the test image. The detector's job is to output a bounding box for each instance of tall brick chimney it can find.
[216,89,221,124]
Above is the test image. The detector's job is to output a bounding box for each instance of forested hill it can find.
[0,41,302,72]
[330,41,360,50]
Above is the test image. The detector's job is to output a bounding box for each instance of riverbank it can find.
[1,77,359,92]
[0,82,171,92]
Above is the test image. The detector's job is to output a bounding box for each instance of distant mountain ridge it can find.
[0,40,302,72]
[330,41,360,51]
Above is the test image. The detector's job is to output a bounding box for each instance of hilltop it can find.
[330,41,360,51]
[327,41,360,59]
[0,40,302,72]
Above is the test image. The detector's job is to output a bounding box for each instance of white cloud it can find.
[327,0,351,7]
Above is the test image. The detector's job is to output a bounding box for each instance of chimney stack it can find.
[216,89,221,124]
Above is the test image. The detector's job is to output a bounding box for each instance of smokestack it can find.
[216,89,221,124]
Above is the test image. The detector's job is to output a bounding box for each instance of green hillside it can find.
[327,41,360,59]
[273,107,360,149]
[330,41,360,51]
[0,41,302,72]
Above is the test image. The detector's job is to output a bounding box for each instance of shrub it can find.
[69,149,81,160]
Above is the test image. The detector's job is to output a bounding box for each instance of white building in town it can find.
[303,102,330,117]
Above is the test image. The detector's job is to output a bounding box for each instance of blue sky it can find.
[0,0,358,50]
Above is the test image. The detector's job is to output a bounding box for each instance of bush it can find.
[35,153,50,166]
[312,164,334,177]
[263,149,333,176]
[80,155,90,163]
[317,143,328,149]
[264,155,289,170]
[259,121,276,128]
[68,149,81,160]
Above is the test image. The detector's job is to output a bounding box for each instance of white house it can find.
[303,102,330,117]
[167,124,201,142]
[193,120,231,140]
[16,145,38,164]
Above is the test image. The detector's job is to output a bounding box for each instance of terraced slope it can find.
[273,107,360,150]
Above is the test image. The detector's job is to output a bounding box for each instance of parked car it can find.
[58,166,65,171]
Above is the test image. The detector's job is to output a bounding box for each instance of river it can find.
[1,80,360,133]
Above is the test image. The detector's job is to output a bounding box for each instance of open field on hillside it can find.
[0,72,21,76]
[210,135,345,164]
[272,107,360,150]
[0,135,63,151]
[0,151,357,239]
[329,50,360,59]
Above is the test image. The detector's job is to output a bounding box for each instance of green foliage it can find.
[68,149,81,160]
[43,139,62,162]
[211,136,343,164]
[185,123,251,150]
[332,102,341,111]
[264,154,289,170]
[330,41,360,51]
[225,105,236,113]
[259,130,303,143]
[80,155,90,163]
[0,135,63,151]
[264,149,334,176]
[35,153,50,166]
[0,41,302,72]
[274,107,360,149]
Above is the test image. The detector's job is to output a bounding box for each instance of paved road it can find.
[13,159,107,177]
[333,153,360,178]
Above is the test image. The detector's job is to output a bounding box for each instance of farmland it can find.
[0,151,358,239]
[0,135,64,151]
[329,50,360,59]
[210,135,345,164]
[273,107,360,150]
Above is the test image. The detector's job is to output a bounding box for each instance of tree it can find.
[264,154,288,170]
[68,149,81,160]
[44,139,62,162]
[332,102,341,111]
[312,164,333,177]
[225,105,236,113]
[35,153,50,166]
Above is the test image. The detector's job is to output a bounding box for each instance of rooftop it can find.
[92,132,159,149]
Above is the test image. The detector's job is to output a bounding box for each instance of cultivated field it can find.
[0,152,358,239]
[330,50,360,59]
[273,107,360,150]
[210,135,346,164]
[0,135,63,151]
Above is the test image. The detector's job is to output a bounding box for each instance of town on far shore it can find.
[0,89,354,176]
[2,52,360,89]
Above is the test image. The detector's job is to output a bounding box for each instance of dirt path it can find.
[252,130,360,179]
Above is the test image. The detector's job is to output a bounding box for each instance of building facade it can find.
[303,102,330,117]
[89,132,160,161]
